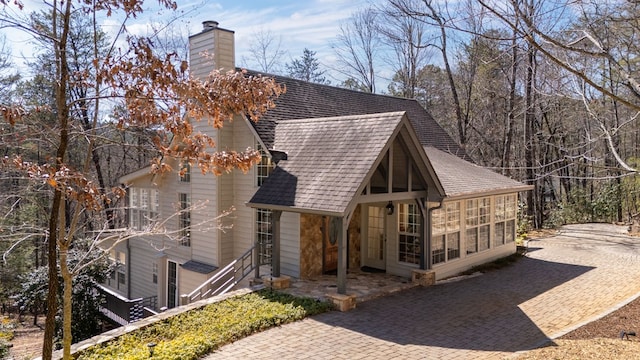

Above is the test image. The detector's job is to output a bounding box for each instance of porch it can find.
[271,269,422,304]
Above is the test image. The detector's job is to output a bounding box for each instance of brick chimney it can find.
[189,20,235,80]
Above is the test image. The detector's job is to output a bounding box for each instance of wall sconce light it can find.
[147,342,157,357]
[386,201,394,215]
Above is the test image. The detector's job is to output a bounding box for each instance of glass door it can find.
[167,261,178,308]
[364,205,386,270]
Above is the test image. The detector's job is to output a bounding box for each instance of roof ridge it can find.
[275,111,406,124]
[241,68,422,102]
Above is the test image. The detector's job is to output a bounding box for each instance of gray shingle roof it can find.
[244,70,468,159]
[424,147,532,198]
[180,260,218,274]
[249,112,407,215]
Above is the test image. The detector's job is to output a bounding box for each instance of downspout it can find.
[426,199,445,271]
[127,239,131,299]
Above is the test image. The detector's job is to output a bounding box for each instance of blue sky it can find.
[2,0,379,83]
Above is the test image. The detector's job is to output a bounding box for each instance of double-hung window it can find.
[495,194,517,246]
[431,201,461,264]
[466,197,491,254]
[398,203,420,265]
[178,193,191,246]
[129,188,159,230]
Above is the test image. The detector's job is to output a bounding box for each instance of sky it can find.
[1,0,380,84]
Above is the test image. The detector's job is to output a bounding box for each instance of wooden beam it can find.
[337,216,348,294]
[272,210,282,277]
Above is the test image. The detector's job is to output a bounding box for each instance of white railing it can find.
[180,245,256,305]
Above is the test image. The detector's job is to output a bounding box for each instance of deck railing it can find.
[180,245,256,305]
[98,285,158,325]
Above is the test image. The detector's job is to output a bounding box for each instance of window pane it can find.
[495,196,505,221]
[447,232,460,260]
[398,234,420,265]
[432,208,445,235]
[179,193,191,246]
[506,219,516,243]
[466,228,478,254]
[256,209,272,264]
[256,145,273,187]
[479,225,490,251]
[505,194,517,219]
[479,198,491,224]
[466,199,478,226]
[398,203,420,265]
[432,235,445,264]
[494,222,505,247]
[446,202,460,232]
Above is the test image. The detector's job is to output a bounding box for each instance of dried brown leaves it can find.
[4,156,125,212]
[102,38,284,175]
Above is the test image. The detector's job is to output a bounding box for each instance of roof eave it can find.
[442,185,534,201]
[245,201,344,217]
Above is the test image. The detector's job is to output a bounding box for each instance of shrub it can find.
[75,290,333,360]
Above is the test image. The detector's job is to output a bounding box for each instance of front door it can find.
[167,260,178,308]
[323,217,339,273]
[364,205,386,270]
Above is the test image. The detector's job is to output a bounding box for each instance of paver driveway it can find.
[204,223,640,359]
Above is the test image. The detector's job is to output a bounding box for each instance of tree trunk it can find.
[43,1,73,358]
[60,245,73,359]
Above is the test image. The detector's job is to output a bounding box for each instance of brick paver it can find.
[204,223,640,359]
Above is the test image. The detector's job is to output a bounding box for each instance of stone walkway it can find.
[204,223,640,359]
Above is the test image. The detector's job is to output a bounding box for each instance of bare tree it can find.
[379,0,431,98]
[333,7,380,93]
[242,27,286,74]
[0,1,284,359]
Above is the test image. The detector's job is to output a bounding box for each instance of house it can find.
[103,21,531,317]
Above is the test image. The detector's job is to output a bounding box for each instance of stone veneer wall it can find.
[299,205,362,279]
[299,213,324,279]
[348,205,361,270]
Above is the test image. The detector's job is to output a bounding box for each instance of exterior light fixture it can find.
[147,342,157,357]
[386,201,394,215]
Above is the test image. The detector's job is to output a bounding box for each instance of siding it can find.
[231,119,260,258]
[188,31,215,81]
[178,269,208,296]
[218,123,235,265]
[190,167,219,265]
[188,26,235,79]
[280,212,301,278]
[128,237,159,300]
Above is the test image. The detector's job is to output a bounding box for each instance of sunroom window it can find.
[398,203,420,265]
[432,201,461,264]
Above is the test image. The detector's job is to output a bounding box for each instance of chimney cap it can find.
[202,20,219,31]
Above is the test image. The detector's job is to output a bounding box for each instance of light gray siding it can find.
[231,119,260,258]
[280,212,301,278]
[128,238,159,300]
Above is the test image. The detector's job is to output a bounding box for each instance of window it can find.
[398,203,420,265]
[130,188,140,230]
[431,201,460,264]
[466,197,491,254]
[129,187,159,230]
[494,194,517,246]
[256,209,272,265]
[431,208,446,265]
[152,263,158,284]
[178,193,191,246]
[108,250,126,290]
[179,163,191,182]
[256,145,273,187]
[446,202,460,260]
